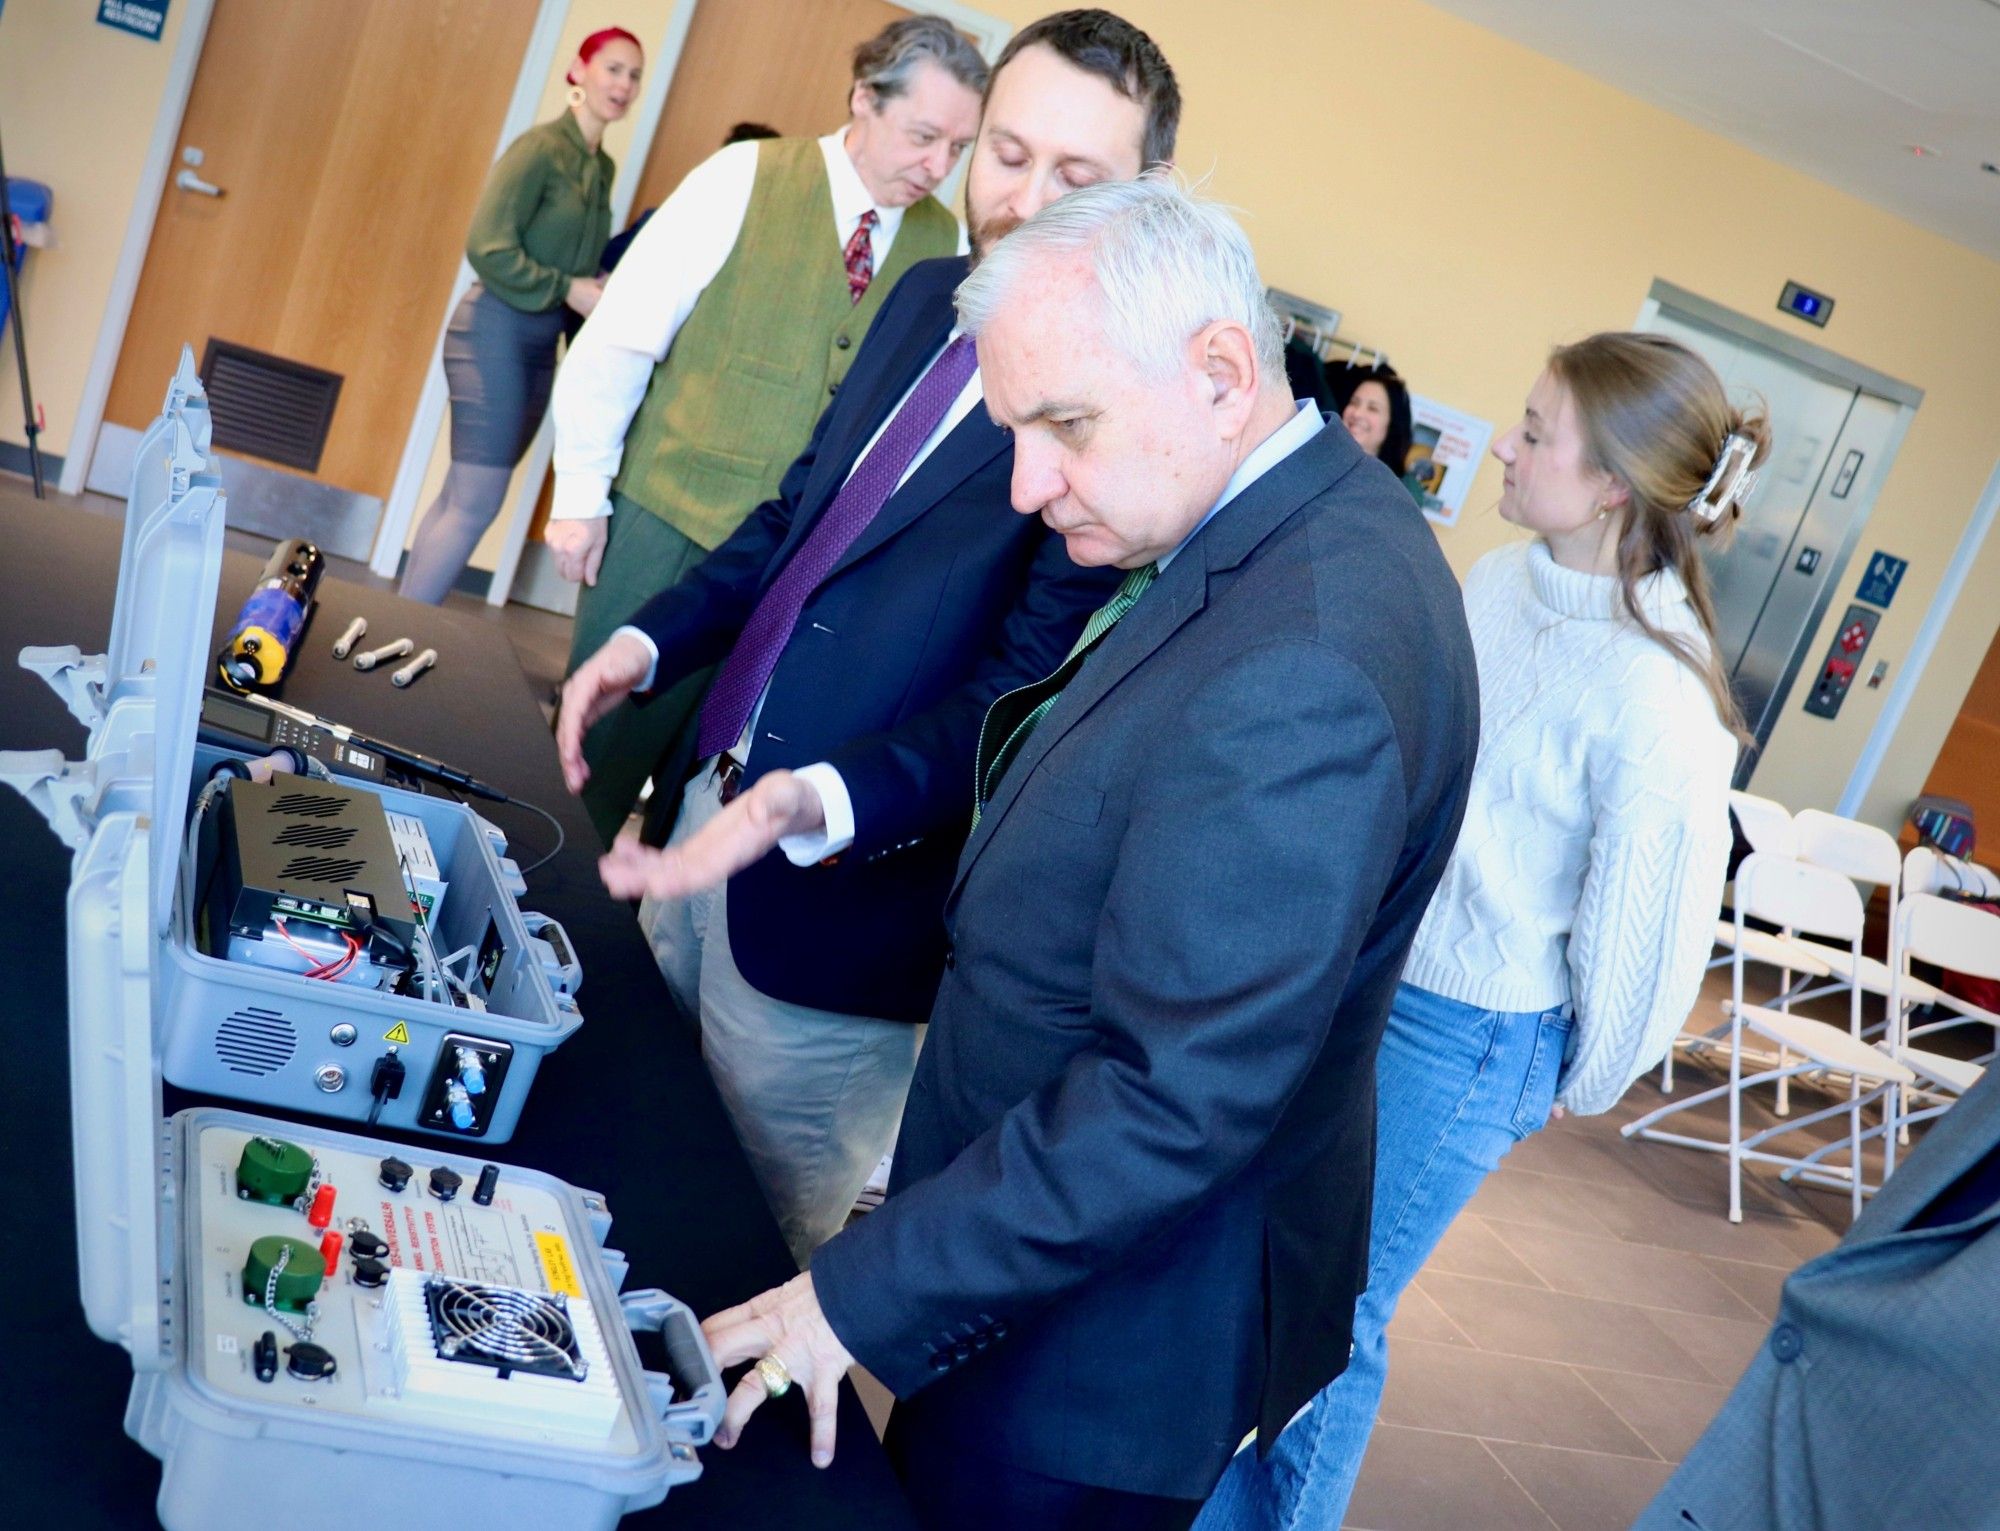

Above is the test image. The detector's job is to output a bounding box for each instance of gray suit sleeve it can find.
[811,638,1410,1395]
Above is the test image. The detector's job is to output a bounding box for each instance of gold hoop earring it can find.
[568,84,586,108]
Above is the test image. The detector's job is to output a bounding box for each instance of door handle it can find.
[174,168,224,198]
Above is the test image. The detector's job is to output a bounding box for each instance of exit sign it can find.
[1779,281,1833,327]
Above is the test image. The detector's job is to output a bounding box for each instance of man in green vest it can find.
[548,15,985,844]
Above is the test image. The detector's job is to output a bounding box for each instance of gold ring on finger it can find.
[754,1354,793,1398]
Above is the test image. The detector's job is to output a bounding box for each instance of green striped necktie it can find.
[973,561,1159,826]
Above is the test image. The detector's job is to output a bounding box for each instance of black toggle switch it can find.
[378,1156,413,1193]
[428,1166,463,1202]
[285,1341,338,1381]
[473,1164,500,1206]
[253,1331,279,1383]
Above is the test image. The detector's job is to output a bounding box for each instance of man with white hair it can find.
[696,176,1480,1528]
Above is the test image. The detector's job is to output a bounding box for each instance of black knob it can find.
[378,1156,413,1192]
[253,1331,279,1383]
[349,1230,388,1261]
[473,1164,500,1206]
[351,1257,389,1289]
[285,1341,338,1381]
[428,1166,462,1202]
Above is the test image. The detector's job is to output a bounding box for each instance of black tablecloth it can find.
[0,498,914,1529]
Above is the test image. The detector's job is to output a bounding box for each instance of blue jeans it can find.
[1195,983,1574,1530]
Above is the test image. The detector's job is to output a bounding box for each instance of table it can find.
[0,497,914,1529]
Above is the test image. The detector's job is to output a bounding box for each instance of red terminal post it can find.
[319,1230,345,1268]
[307,1184,338,1230]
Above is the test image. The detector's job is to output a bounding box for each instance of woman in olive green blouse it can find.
[401,27,643,603]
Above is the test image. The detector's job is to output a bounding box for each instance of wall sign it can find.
[1856,551,1908,609]
[1778,280,1834,328]
[97,0,170,40]
[1803,604,1880,719]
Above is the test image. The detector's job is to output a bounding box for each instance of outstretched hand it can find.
[555,632,654,794]
[597,769,827,902]
[702,1273,856,1468]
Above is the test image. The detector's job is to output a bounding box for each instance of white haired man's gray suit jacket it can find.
[1633,1064,2000,1530]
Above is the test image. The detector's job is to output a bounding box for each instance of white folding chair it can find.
[1899,847,2000,1060]
[1666,791,1830,1095]
[1624,852,1916,1224]
[1783,889,1997,1191]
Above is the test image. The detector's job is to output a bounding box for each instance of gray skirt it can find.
[443,283,567,467]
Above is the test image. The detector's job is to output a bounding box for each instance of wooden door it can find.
[103,0,539,500]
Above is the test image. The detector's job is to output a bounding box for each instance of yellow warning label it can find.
[535,1232,583,1298]
[382,1021,411,1045]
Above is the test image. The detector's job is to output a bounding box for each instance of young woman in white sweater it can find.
[1200,333,1765,1530]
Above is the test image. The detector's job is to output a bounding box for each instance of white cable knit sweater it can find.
[1402,540,1737,1115]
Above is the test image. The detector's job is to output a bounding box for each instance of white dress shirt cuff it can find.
[550,473,615,522]
[611,625,660,693]
[780,762,855,865]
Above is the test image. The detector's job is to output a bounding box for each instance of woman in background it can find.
[399,27,642,603]
[1199,332,1762,1529]
[1334,363,1414,476]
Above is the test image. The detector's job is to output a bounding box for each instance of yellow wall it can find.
[7,0,1998,829]
[975,0,2000,831]
[0,0,195,462]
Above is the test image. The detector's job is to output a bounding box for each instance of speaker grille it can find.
[215,1005,296,1076]
[198,339,343,473]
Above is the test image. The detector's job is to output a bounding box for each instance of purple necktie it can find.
[695,334,980,761]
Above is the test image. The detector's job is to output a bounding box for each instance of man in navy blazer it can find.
[690,178,1479,1528]
[559,13,1181,1265]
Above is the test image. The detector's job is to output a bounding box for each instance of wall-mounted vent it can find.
[199,340,342,473]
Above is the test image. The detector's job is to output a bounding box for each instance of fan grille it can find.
[425,1279,587,1381]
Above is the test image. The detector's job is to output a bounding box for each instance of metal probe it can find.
[390,648,438,689]
[353,638,414,672]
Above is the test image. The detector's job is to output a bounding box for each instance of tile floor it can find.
[18,475,1979,1530]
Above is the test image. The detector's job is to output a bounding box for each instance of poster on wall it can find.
[1403,395,1493,530]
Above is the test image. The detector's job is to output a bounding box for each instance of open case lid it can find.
[68,349,227,1365]
[105,347,228,936]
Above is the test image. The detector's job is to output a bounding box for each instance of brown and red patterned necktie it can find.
[843,209,879,305]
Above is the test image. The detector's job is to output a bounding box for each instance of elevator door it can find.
[1643,310,1901,773]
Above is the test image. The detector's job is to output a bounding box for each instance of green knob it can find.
[236,1137,313,1206]
[243,1236,326,1311]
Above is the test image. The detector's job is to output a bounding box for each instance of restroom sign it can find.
[1856,552,1907,610]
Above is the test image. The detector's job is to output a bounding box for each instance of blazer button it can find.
[991,1320,1007,1340]
[943,945,956,970]
[953,1342,972,1362]
[835,334,852,349]
[1769,1322,1803,1364]
[929,1352,953,1373]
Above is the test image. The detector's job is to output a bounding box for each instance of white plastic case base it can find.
[0,355,725,1528]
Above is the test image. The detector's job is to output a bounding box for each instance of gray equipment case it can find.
[8,351,581,1142]
[0,356,724,1529]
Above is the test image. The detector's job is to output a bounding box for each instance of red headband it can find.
[568,26,642,85]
